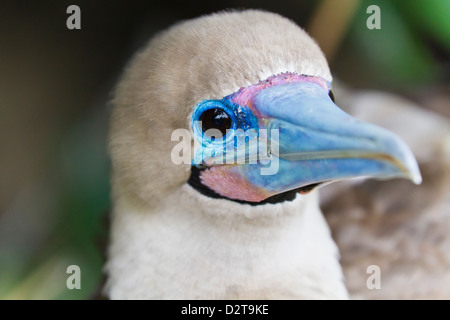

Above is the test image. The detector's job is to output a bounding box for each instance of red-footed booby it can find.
[105,10,421,299]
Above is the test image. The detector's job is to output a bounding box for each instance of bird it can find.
[104,10,421,299]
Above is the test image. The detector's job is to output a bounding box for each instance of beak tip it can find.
[404,151,422,185]
[401,156,422,185]
[410,170,422,185]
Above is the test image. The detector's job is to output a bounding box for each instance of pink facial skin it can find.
[199,72,330,202]
[200,165,271,202]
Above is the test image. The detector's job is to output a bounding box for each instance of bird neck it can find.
[105,184,348,299]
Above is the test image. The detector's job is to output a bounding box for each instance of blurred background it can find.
[0,0,448,299]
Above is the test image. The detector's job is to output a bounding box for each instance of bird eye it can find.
[199,108,232,139]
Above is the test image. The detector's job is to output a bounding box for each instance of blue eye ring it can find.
[192,100,237,144]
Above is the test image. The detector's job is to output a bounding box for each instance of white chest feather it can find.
[105,185,348,299]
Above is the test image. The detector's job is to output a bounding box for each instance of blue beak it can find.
[237,81,421,194]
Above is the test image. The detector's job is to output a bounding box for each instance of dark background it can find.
[0,0,448,299]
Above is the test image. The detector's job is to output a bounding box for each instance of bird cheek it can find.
[200,166,270,202]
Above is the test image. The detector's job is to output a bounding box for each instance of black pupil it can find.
[200,108,232,139]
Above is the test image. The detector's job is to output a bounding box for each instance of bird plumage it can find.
[106,186,348,299]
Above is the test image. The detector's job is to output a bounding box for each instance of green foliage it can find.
[335,0,441,89]
[1,109,110,300]
[397,0,450,53]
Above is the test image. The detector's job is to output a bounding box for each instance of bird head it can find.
[109,10,421,209]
